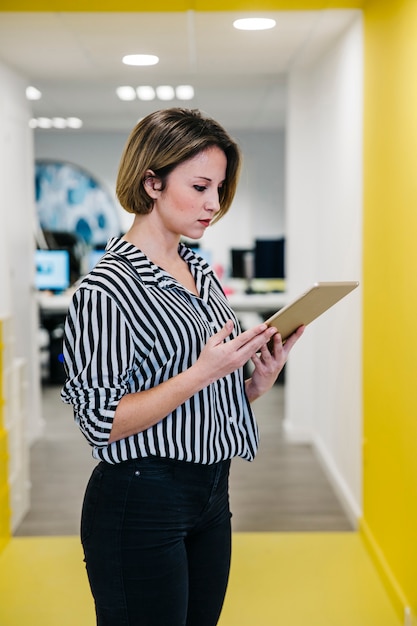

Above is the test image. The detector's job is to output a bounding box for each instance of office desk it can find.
[227,292,286,314]
[37,293,73,316]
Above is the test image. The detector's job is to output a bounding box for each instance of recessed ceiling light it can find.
[176,85,194,100]
[136,86,156,101]
[52,117,67,129]
[66,117,83,129]
[116,86,137,101]
[116,84,194,102]
[233,18,276,31]
[156,85,175,101]
[37,117,53,129]
[122,54,159,66]
[29,117,83,130]
[26,86,42,100]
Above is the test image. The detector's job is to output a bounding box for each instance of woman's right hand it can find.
[193,319,277,385]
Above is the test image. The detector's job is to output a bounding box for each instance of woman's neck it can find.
[123,215,181,265]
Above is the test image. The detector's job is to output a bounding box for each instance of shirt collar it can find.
[105,236,213,290]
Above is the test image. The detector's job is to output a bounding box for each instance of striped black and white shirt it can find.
[61,237,259,465]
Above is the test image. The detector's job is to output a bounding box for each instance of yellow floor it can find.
[0,532,401,626]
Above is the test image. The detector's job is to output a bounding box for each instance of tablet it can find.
[265,281,359,342]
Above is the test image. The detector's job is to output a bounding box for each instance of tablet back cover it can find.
[265,281,359,341]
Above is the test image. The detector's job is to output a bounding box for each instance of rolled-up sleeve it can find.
[61,287,135,447]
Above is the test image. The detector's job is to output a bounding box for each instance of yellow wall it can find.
[1,0,417,619]
[362,0,417,617]
[0,320,11,552]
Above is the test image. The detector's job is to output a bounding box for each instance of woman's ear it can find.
[143,170,162,199]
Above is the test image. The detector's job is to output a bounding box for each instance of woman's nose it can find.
[205,190,221,213]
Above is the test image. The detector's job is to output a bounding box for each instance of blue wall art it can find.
[35,160,120,246]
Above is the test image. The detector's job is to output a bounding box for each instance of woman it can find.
[62,107,303,626]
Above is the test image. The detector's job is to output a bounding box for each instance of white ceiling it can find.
[0,10,357,132]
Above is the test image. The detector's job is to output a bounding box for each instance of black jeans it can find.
[81,456,232,626]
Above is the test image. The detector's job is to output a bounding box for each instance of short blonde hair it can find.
[116,108,242,223]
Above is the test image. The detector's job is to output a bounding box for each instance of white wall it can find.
[34,128,286,275]
[0,61,42,529]
[285,14,363,524]
[0,61,43,444]
[0,65,17,320]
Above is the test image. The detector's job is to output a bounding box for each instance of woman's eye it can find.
[194,185,207,192]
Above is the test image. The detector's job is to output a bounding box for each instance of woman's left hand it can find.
[245,325,304,403]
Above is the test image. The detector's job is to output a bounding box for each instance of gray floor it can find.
[15,383,353,536]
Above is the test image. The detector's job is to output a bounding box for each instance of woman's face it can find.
[147,146,227,240]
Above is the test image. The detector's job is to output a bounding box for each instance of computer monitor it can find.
[35,249,70,293]
[42,230,84,285]
[230,248,254,279]
[254,238,285,279]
